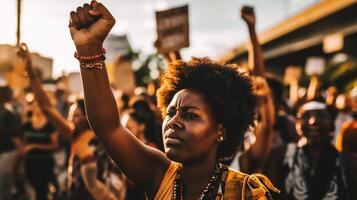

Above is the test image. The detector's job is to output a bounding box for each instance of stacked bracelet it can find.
[74,48,106,61]
[74,48,106,69]
[79,60,105,69]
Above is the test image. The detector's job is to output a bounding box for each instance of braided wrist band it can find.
[74,48,106,69]
[79,60,105,69]
[74,48,106,60]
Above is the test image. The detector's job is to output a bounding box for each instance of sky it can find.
[0,0,319,77]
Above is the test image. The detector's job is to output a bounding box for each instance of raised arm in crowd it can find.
[236,6,275,173]
[17,43,120,200]
[68,1,278,199]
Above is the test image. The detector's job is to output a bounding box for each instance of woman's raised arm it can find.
[68,1,169,194]
[241,6,265,76]
[17,44,74,138]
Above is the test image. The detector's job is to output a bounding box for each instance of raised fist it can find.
[16,43,33,74]
[69,1,115,54]
[241,6,255,27]
[253,76,270,97]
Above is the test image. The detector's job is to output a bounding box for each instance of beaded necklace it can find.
[172,163,227,200]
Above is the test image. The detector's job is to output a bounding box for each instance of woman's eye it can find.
[166,109,176,117]
[184,112,199,120]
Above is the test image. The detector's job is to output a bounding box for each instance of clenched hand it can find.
[69,1,115,55]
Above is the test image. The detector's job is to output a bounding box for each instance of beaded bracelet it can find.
[75,48,106,69]
[79,59,105,70]
[74,48,106,61]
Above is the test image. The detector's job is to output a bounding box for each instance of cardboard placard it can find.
[305,57,325,76]
[323,32,344,54]
[284,66,302,84]
[156,5,189,53]
[104,34,133,62]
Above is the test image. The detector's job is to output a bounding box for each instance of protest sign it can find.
[156,5,189,53]
[104,34,133,62]
[284,66,302,85]
[305,57,325,76]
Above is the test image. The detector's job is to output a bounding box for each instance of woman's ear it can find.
[217,124,226,142]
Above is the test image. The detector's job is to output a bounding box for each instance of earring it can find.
[217,135,225,142]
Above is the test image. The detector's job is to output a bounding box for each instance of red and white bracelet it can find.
[74,48,106,69]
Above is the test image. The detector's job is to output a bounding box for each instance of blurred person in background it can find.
[242,5,298,148]
[17,43,120,200]
[0,86,23,200]
[121,96,163,200]
[265,101,349,199]
[227,6,278,175]
[333,93,353,144]
[336,86,357,199]
[128,96,164,151]
[21,93,59,200]
[115,90,130,115]
[92,138,127,200]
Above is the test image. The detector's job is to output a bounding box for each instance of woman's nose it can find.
[167,113,183,130]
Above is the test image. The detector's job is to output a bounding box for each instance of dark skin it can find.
[239,6,274,172]
[297,108,334,168]
[241,6,265,76]
[246,76,275,171]
[17,44,77,139]
[69,2,223,199]
[17,44,96,162]
[163,89,222,199]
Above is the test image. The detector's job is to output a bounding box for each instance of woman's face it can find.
[121,113,145,139]
[68,104,86,127]
[162,89,220,163]
[297,109,333,144]
[30,101,41,114]
[27,101,45,118]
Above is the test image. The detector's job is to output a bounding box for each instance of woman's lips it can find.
[164,129,184,146]
[165,137,183,146]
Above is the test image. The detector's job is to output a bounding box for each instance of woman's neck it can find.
[31,113,47,128]
[180,155,218,199]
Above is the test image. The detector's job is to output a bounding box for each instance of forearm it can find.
[248,25,265,76]
[249,93,275,166]
[28,76,53,111]
[18,45,73,136]
[80,67,120,134]
[28,77,74,136]
[262,93,275,129]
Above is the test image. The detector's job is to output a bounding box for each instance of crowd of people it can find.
[0,1,356,200]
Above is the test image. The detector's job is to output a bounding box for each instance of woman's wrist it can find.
[76,44,103,56]
[75,44,106,70]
